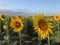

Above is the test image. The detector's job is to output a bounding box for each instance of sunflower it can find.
[54,15,60,21]
[0,14,5,21]
[32,14,53,39]
[3,25,7,30]
[10,16,24,33]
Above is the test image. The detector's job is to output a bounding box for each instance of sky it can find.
[0,0,60,14]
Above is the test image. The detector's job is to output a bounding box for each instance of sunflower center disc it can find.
[38,19,48,31]
[56,16,59,19]
[15,22,21,28]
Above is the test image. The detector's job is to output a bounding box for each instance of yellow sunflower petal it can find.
[33,13,53,39]
[10,16,24,33]
[54,15,60,21]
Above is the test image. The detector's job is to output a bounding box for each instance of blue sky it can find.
[0,0,60,13]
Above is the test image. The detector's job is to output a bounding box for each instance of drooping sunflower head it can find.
[32,13,53,39]
[10,16,24,33]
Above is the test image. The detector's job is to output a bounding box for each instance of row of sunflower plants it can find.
[0,13,60,45]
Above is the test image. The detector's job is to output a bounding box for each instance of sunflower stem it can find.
[48,35,50,45]
[38,37,41,45]
[19,32,21,45]
[57,20,59,39]
[0,20,2,45]
[6,16,10,45]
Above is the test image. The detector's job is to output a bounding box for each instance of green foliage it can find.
[0,15,60,45]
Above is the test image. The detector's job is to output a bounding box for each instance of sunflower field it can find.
[0,13,60,45]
